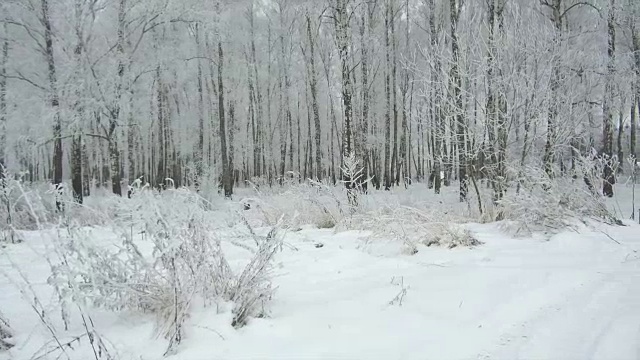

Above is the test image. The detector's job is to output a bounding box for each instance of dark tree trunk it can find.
[450,0,467,201]
[0,24,7,180]
[631,11,639,161]
[602,0,616,197]
[109,139,122,196]
[41,0,63,208]
[82,138,90,196]
[383,0,392,190]
[218,41,232,197]
[334,0,356,193]
[195,23,205,186]
[71,135,83,203]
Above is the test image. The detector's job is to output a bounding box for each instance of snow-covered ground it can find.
[1,184,640,360]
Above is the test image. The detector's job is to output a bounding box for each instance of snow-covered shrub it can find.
[246,179,345,230]
[228,227,279,327]
[340,152,369,211]
[0,176,58,231]
[422,223,481,248]
[499,164,620,235]
[49,188,281,353]
[0,311,13,350]
[349,203,480,251]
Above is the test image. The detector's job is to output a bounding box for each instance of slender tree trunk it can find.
[486,0,507,206]
[602,0,616,197]
[632,99,637,161]
[543,0,562,178]
[450,0,466,201]
[360,4,372,190]
[306,14,323,180]
[107,0,126,196]
[248,3,263,179]
[384,0,392,190]
[218,40,232,197]
[296,94,301,176]
[617,110,624,173]
[391,0,399,186]
[0,23,7,180]
[631,5,639,161]
[127,88,136,183]
[278,8,291,182]
[195,23,205,187]
[229,99,236,186]
[428,0,442,194]
[399,0,410,186]
[70,2,87,203]
[82,138,90,196]
[334,0,357,196]
[41,0,63,208]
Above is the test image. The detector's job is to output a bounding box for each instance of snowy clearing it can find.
[1,198,639,360]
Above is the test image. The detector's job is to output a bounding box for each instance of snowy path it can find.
[192,223,640,360]
[1,223,639,360]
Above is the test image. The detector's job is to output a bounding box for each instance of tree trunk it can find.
[450,0,467,201]
[306,14,323,180]
[632,99,637,161]
[106,0,126,196]
[127,88,136,183]
[485,0,507,205]
[391,0,399,186]
[109,139,122,196]
[0,23,7,179]
[617,110,624,173]
[543,0,563,178]
[82,138,90,196]
[218,41,232,197]
[334,0,357,193]
[602,0,616,197]
[229,99,236,186]
[384,0,392,190]
[41,0,63,208]
[195,23,205,187]
[248,3,263,179]
[71,134,83,203]
[631,4,639,161]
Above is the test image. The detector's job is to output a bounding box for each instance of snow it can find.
[1,190,640,360]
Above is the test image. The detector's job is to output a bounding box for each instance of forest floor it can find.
[1,183,639,360]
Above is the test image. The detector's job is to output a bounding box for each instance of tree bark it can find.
[195,23,205,187]
[602,0,616,197]
[334,0,357,192]
[384,0,392,190]
[450,0,467,201]
[218,40,232,197]
[41,0,63,208]
[543,0,563,178]
[306,14,323,180]
[631,2,639,161]
[0,23,7,180]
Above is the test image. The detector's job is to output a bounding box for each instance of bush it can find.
[0,311,13,351]
[48,188,281,354]
[498,164,620,235]
[0,177,58,231]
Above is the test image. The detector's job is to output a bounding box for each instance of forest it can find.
[0,0,637,202]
